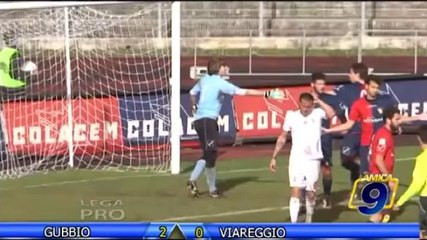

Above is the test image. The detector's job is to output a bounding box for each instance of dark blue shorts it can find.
[341,133,361,159]
[321,134,333,167]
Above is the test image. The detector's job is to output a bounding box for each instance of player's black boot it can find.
[186,180,200,198]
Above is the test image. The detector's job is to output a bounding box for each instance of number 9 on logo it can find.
[358,182,389,215]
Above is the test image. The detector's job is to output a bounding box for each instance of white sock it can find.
[189,159,206,181]
[289,197,300,223]
[305,198,315,223]
[205,167,217,193]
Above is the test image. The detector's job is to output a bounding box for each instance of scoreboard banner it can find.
[0,222,418,238]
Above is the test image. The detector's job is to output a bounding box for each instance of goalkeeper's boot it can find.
[209,190,221,199]
[186,181,200,198]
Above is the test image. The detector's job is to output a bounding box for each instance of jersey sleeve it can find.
[189,82,201,95]
[349,101,361,122]
[219,78,244,95]
[396,154,427,206]
[282,110,293,132]
[372,134,388,157]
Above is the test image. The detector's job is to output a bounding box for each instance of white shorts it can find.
[288,159,321,191]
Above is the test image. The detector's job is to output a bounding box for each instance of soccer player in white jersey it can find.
[269,92,336,223]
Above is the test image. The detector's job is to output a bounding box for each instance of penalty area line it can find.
[0,156,414,191]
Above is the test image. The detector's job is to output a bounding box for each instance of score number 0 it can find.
[349,178,399,215]
[194,226,204,238]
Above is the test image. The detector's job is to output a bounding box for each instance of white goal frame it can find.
[0,1,181,174]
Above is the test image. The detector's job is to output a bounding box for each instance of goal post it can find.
[0,1,181,178]
[170,2,181,175]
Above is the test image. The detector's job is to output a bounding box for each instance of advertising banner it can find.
[3,98,122,155]
[118,95,170,148]
[233,86,311,138]
[118,94,236,147]
[383,80,427,122]
[180,94,236,145]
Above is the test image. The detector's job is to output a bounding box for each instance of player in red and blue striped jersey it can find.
[326,75,424,178]
[330,63,369,195]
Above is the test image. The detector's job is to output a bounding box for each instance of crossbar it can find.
[0,1,132,10]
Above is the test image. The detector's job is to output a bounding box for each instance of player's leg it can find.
[288,164,305,223]
[187,118,208,197]
[359,145,370,176]
[203,118,220,198]
[300,189,306,214]
[357,145,371,200]
[340,133,361,187]
[340,133,361,201]
[304,160,321,223]
[321,135,333,209]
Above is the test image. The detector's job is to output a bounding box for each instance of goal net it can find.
[0,2,173,179]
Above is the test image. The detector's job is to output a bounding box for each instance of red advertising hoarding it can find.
[3,97,123,155]
[233,86,343,139]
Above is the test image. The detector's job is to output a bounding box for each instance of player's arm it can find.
[189,82,200,114]
[219,79,283,98]
[269,130,288,173]
[396,156,427,207]
[398,113,427,124]
[374,154,389,174]
[325,101,358,133]
[373,138,390,174]
[315,96,336,119]
[269,111,292,172]
[272,130,288,160]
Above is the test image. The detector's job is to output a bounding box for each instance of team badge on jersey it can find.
[377,138,386,152]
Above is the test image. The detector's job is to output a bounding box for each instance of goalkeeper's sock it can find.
[189,159,206,181]
[205,167,217,193]
[289,197,300,223]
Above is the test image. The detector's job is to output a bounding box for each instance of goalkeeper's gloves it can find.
[264,88,285,99]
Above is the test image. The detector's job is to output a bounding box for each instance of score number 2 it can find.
[159,226,167,238]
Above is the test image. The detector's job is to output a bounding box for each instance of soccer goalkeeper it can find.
[393,124,427,230]
[187,57,284,198]
[0,32,30,89]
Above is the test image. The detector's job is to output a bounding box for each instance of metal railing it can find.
[186,28,427,77]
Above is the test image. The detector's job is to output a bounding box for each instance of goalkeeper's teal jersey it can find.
[396,148,427,206]
[189,75,242,121]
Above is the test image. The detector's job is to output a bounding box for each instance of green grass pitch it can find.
[0,145,421,222]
